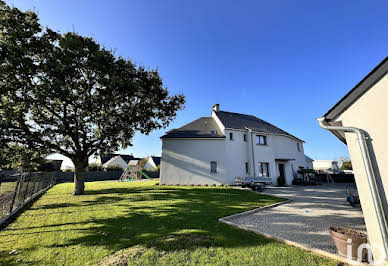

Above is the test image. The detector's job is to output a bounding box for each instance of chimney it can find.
[212,104,220,112]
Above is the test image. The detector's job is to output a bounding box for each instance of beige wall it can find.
[335,73,388,263]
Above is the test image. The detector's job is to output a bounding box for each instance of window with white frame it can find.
[258,162,269,177]
[210,161,217,173]
[256,135,267,145]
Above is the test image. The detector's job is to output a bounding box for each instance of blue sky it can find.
[7,0,388,162]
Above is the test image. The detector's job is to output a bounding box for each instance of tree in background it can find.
[138,158,149,170]
[340,160,352,170]
[0,2,185,195]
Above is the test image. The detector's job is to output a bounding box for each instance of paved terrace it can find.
[223,184,366,254]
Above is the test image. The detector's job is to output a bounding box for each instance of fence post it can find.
[22,173,30,202]
[9,173,22,214]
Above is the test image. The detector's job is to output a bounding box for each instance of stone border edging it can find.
[218,199,367,265]
[219,199,293,221]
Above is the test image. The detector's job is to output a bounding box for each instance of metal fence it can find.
[0,172,56,221]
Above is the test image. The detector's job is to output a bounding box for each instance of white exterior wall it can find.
[160,139,228,185]
[305,160,314,169]
[144,158,157,170]
[333,73,388,262]
[224,129,250,182]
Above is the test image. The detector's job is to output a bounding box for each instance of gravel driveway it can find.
[224,183,366,254]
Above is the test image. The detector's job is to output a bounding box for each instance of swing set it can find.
[119,165,152,182]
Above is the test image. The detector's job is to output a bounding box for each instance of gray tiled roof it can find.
[161,117,225,139]
[215,111,302,141]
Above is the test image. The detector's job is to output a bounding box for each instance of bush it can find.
[88,163,104,171]
[105,165,123,171]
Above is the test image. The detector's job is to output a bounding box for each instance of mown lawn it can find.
[0,181,335,265]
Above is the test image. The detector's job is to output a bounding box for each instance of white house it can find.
[160,104,308,185]
[144,156,161,170]
[102,155,128,170]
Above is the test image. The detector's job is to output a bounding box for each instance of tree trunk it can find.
[73,157,88,195]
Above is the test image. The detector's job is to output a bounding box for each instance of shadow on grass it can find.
[0,185,278,264]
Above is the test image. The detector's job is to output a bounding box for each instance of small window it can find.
[256,135,267,145]
[243,134,247,142]
[245,162,249,174]
[210,161,217,173]
[258,162,269,177]
[297,143,301,152]
[229,132,233,140]
[211,130,216,134]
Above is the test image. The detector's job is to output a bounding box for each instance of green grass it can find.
[0,181,335,265]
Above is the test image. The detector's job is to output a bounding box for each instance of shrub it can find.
[88,163,104,171]
[105,165,123,171]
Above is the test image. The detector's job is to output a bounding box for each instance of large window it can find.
[258,162,269,177]
[256,135,267,145]
[210,161,217,173]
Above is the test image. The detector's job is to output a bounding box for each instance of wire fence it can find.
[0,172,56,221]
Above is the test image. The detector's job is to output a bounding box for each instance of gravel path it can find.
[226,184,366,254]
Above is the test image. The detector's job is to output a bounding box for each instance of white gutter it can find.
[245,127,256,177]
[317,117,388,260]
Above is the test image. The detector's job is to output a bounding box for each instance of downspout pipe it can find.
[317,117,388,259]
[246,127,256,178]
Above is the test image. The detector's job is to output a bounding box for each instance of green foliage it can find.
[0,2,185,193]
[88,163,104,172]
[0,181,335,265]
[36,160,56,172]
[105,165,122,171]
[340,160,352,170]
[0,143,48,172]
[138,158,148,169]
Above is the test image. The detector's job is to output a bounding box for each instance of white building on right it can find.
[318,56,388,263]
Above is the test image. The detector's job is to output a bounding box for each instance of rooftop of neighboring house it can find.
[305,155,314,161]
[150,156,161,166]
[128,159,140,166]
[101,154,136,164]
[161,104,303,142]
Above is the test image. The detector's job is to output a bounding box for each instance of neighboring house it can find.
[312,160,341,174]
[160,104,307,186]
[102,155,128,170]
[304,155,314,169]
[144,156,161,170]
[318,57,388,262]
[99,154,135,165]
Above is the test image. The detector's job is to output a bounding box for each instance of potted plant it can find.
[329,226,368,261]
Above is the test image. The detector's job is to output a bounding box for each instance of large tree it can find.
[0,2,185,194]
